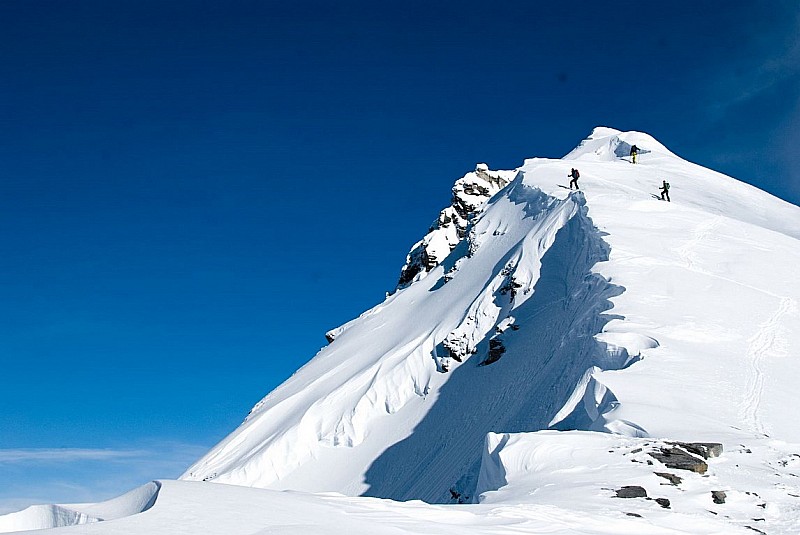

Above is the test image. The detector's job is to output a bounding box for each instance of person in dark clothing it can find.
[630,144,639,164]
[568,168,580,189]
[660,180,670,202]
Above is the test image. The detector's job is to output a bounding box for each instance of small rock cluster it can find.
[614,441,725,515]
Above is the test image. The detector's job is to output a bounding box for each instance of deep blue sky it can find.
[1,0,798,511]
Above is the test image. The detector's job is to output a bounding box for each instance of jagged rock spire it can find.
[396,163,516,288]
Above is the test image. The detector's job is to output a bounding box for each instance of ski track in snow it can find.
[741,297,797,436]
[675,215,723,271]
[672,214,788,302]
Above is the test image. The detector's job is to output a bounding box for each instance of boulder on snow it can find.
[649,447,708,474]
[668,442,723,459]
[654,472,682,485]
[711,490,727,504]
[615,486,647,498]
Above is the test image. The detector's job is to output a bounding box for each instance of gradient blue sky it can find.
[1,0,798,511]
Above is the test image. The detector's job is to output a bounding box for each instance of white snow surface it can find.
[0,477,769,535]
[5,127,800,533]
[0,483,159,533]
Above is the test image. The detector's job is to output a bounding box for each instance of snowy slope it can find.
[181,127,800,506]
[5,127,800,534]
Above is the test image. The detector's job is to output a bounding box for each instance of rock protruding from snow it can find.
[396,164,515,288]
[649,447,709,474]
[655,472,683,485]
[669,441,724,460]
[615,486,647,498]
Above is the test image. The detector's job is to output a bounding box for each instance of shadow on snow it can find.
[362,200,627,504]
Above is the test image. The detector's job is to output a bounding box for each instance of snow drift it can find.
[0,482,160,533]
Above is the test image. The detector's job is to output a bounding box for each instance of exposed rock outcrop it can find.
[645,442,723,475]
[669,442,723,459]
[396,164,514,289]
[649,446,708,474]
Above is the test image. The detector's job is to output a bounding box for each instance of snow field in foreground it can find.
[0,482,159,533]
[14,427,800,535]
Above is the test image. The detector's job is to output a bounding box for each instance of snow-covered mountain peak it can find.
[173,128,800,531]
[587,125,622,138]
[563,126,675,162]
[4,128,800,534]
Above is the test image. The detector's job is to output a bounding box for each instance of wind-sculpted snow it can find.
[183,170,652,499]
[0,482,160,533]
[362,192,628,502]
[0,505,97,533]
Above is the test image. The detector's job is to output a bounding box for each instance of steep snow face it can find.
[183,128,800,509]
[184,175,609,501]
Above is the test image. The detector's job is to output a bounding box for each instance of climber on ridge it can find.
[568,168,580,190]
[659,179,670,202]
[630,144,639,164]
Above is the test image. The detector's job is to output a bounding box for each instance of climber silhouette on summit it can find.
[630,144,639,164]
[568,168,580,190]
